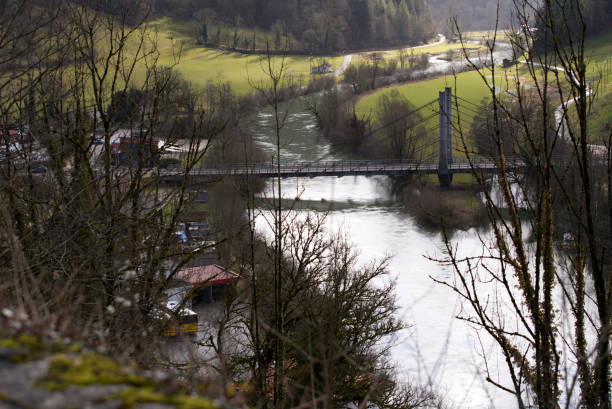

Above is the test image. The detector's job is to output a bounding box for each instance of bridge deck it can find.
[159,158,524,180]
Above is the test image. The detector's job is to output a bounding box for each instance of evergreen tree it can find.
[273,20,282,49]
[153,0,437,52]
[201,22,208,43]
[352,0,373,46]
[213,27,221,45]
[395,0,411,42]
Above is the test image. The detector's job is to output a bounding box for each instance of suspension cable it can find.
[367,98,438,137]
[455,95,484,109]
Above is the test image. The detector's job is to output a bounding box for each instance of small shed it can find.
[177,264,241,304]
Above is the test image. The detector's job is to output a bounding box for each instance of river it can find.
[249,97,516,409]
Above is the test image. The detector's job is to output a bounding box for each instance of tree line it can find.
[429,0,611,37]
[143,0,436,53]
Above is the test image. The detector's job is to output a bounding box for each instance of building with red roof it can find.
[177,264,240,286]
[175,264,241,304]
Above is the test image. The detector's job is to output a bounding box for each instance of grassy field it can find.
[584,31,612,141]
[353,29,612,156]
[156,17,294,54]
[131,18,343,95]
[358,41,487,59]
[355,68,524,158]
[356,70,510,118]
[462,30,512,42]
[562,30,612,143]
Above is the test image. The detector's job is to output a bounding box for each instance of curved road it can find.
[540,63,604,155]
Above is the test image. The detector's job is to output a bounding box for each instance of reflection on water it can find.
[426,42,513,75]
[250,98,516,409]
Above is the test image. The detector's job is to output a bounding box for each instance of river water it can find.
[249,97,517,409]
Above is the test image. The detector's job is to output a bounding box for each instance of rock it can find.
[0,347,25,369]
[134,404,176,409]
[0,358,54,407]
[0,401,23,409]
[38,385,125,409]
[0,333,223,409]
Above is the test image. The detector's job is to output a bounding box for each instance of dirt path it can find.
[334,54,353,77]
[520,61,606,154]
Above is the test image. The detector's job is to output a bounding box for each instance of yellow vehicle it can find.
[161,301,198,337]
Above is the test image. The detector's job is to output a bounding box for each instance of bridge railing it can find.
[157,155,531,177]
[158,158,438,176]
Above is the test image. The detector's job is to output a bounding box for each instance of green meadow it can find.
[356,70,511,119]
[583,30,612,142]
[355,69,521,158]
[132,18,343,95]
[358,41,486,59]
[353,27,612,156]
[561,30,612,143]
[462,30,512,42]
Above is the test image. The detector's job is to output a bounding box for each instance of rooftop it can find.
[177,264,240,286]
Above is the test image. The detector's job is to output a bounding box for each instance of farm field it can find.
[462,30,512,42]
[358,40,487,59]
[353,28,612,156]
[356,69,512,118]
[136,19,496,96]
[131,18,343,95]
[355,69,522,158]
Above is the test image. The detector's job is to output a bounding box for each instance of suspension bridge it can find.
[160,88,523,187]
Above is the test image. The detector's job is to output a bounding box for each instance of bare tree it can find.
[376,90,429,159]
[398,48,408,70]
[436,1,611,408]
[246,39,298,406]
[0,0,225,360]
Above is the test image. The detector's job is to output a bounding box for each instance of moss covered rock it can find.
[0,333,222,409]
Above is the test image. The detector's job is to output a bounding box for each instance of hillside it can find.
[95,0,436,53]
[426,0,515,31]
[137,18,344,95]
[581,29,612,143]
[428,0,611,36]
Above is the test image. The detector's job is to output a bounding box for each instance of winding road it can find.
[530,62,606,155]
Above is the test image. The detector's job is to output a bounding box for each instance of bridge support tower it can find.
[437,87,453,188]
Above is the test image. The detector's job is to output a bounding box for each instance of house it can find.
[0,128,22,140]
[175,264,241,304]
[111,136,160,165]
[312,61,333,74]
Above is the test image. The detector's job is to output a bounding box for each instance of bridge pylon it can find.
[438,87,453,188]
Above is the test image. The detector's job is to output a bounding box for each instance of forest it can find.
[143,0,436,52]
[426,0,515,30]
[428,0,612,35]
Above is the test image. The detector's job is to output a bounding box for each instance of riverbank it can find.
[396,176,488,231]
[312,73,497,230]
[250,95,522,409]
